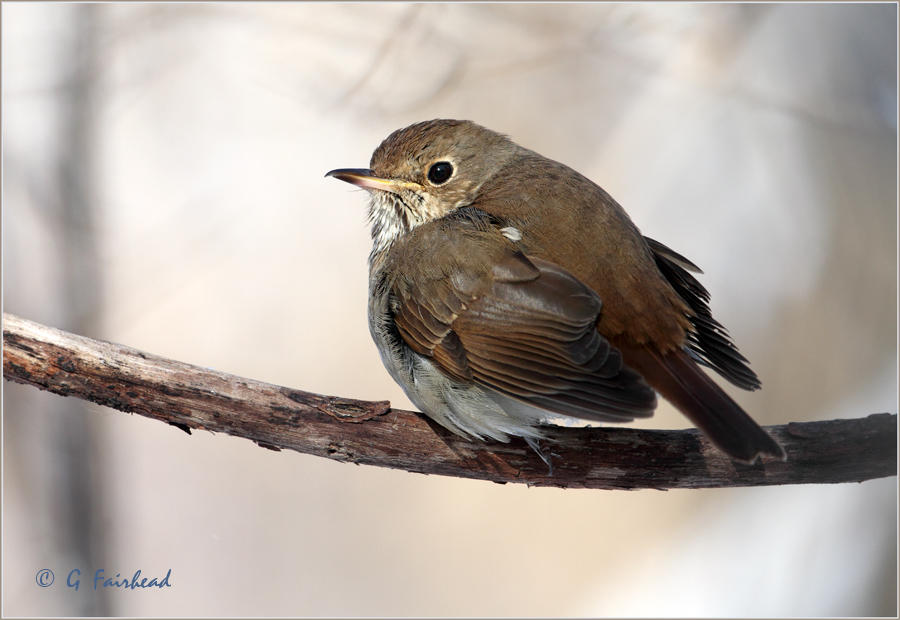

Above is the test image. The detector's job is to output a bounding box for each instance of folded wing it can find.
[389,223,657,423]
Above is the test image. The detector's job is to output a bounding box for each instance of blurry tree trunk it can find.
[58,7,111,615]
[4,6,113,615]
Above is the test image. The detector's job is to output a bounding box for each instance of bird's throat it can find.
[367,191,414,271]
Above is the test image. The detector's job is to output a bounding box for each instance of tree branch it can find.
[3,312,896,490]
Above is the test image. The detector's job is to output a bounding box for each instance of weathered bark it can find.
[3,312,896,490]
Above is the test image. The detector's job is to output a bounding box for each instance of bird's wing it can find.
[644,236,762,390]
[388,221,657,422]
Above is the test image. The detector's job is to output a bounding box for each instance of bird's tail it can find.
[623,346,785,463]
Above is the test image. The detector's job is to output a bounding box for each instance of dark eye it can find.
[427,161,453,185]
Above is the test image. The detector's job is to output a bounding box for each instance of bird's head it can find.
[327,119,518,264]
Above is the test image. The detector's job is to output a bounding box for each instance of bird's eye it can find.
[427,161,454,185]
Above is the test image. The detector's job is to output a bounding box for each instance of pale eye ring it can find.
[427,161,453,185]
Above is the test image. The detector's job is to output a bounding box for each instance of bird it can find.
[326,119,784,464]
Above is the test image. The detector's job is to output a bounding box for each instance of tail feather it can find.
[623,347,785,463]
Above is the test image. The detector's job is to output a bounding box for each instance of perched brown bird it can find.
[327,119,784,463]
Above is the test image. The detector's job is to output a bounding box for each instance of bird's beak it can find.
[325,168,418,195]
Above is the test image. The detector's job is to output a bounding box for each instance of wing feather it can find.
[389,226,657,423]
[645,236,761,390]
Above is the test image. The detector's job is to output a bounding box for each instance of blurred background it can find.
[2,3,897,617]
